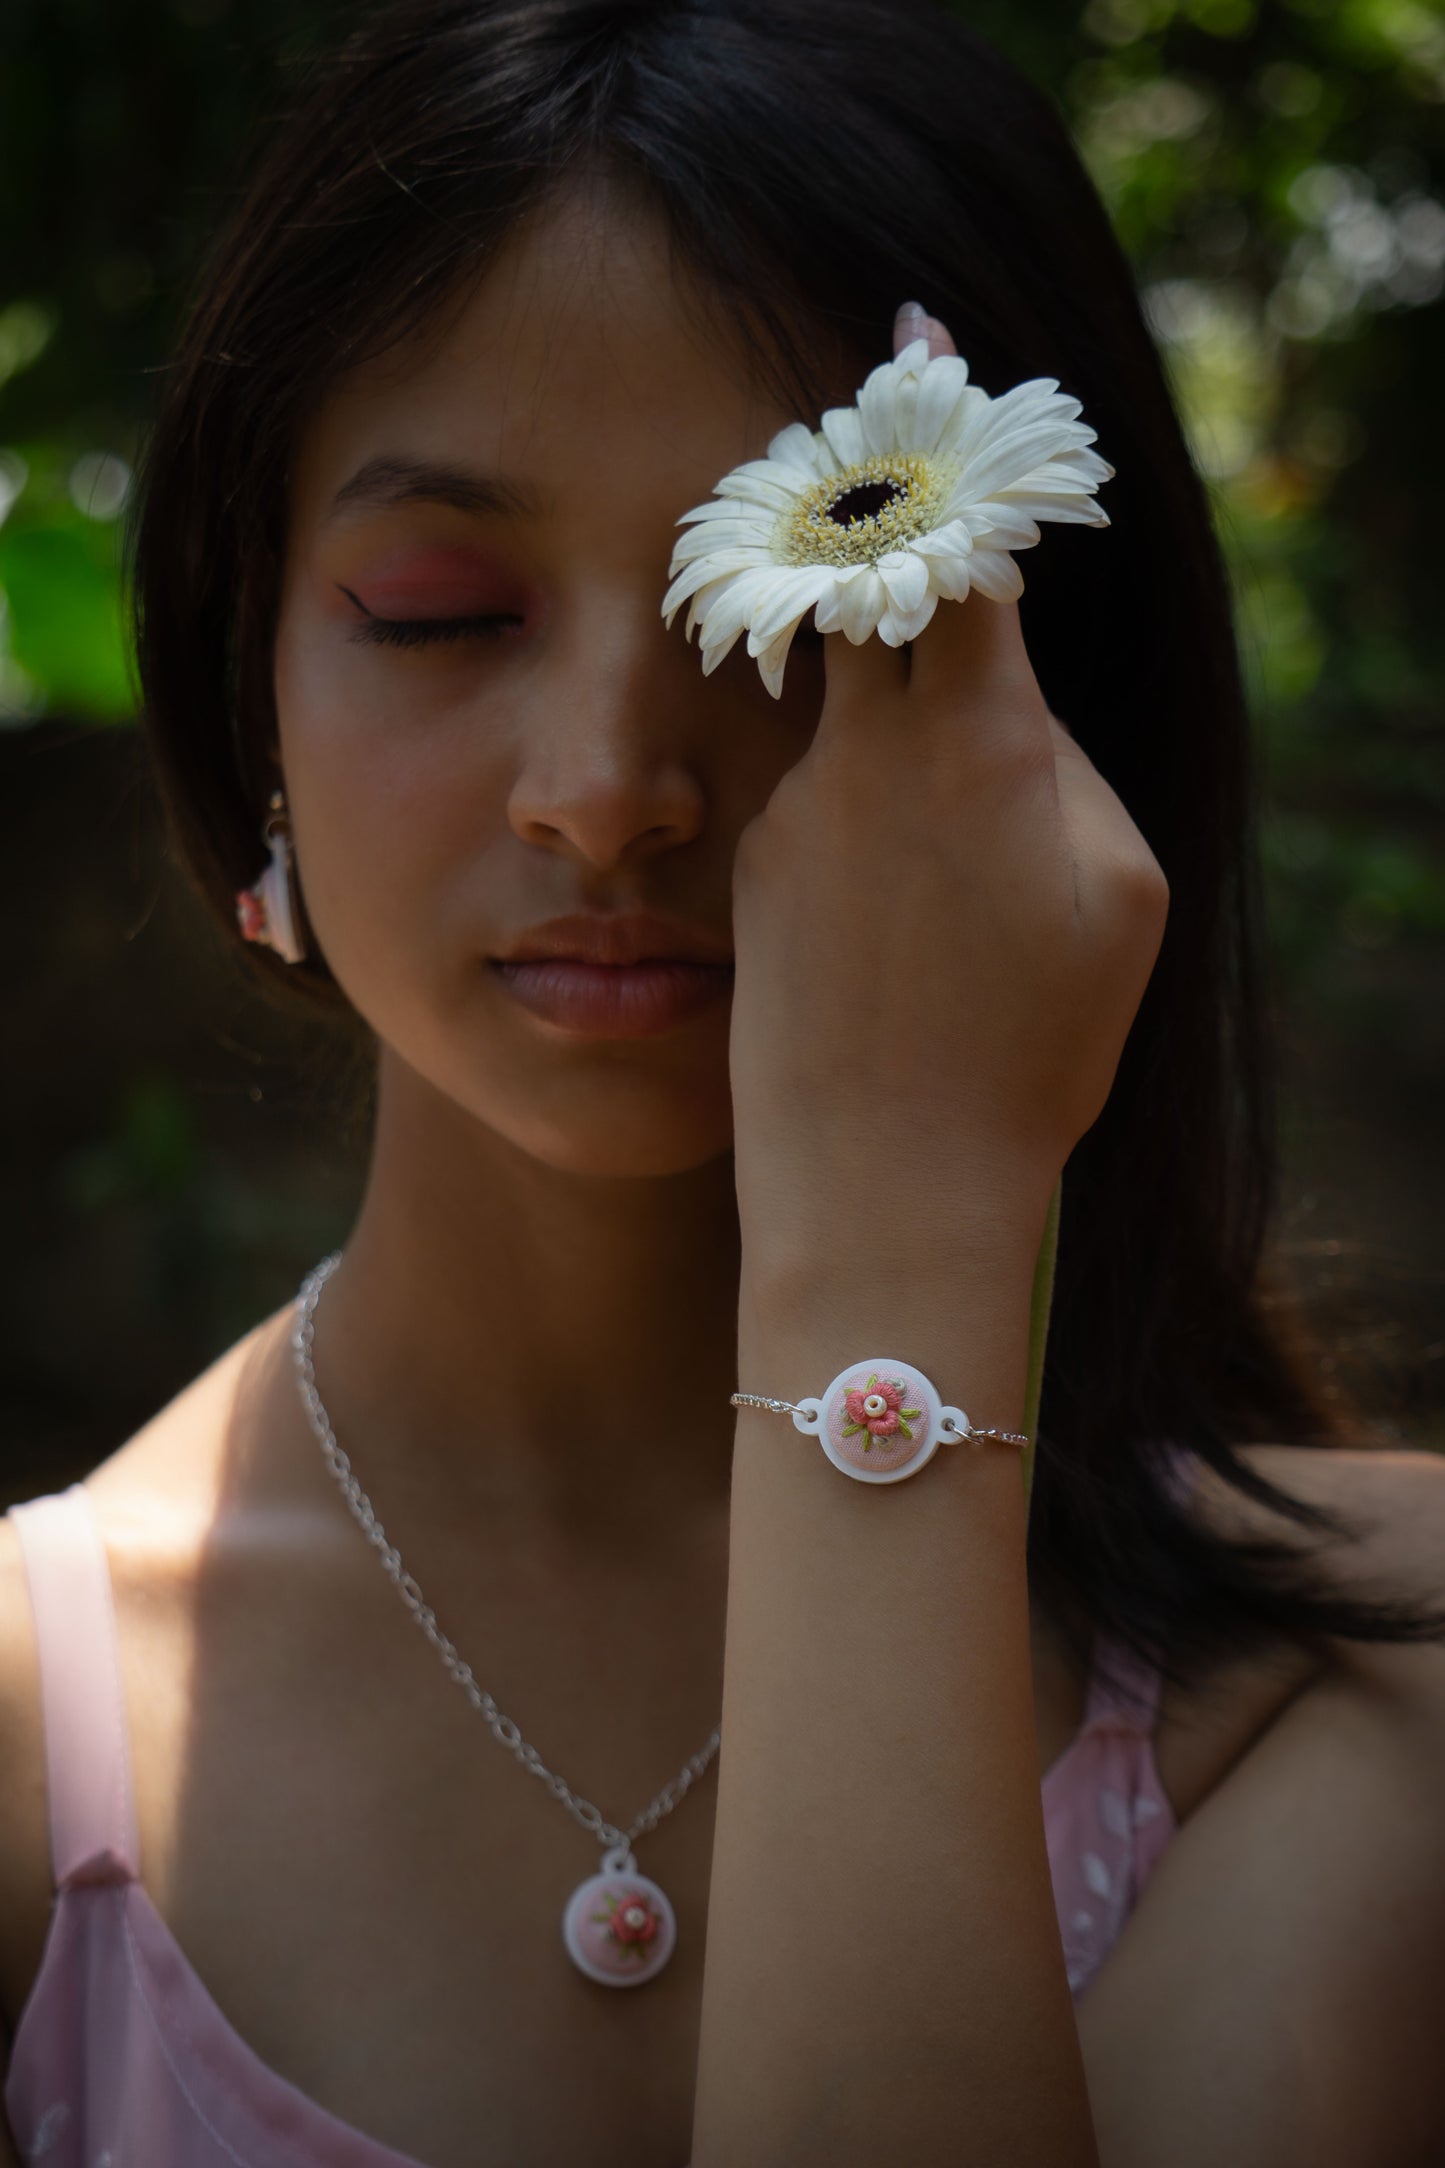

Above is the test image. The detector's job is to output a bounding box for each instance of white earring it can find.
[235,789,306,963]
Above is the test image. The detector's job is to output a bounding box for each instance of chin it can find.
[497,1094,737,1181]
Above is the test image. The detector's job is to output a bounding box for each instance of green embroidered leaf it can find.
[898,1420,913,1440]
[902,1407,922,1420]
[866,1373,878,1389]
[842,1419,864,1437]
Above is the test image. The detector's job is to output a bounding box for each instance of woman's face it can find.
[274,184,832,1179]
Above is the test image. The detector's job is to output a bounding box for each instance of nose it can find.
[505,594,708,872]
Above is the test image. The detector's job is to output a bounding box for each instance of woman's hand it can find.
[728,307,1169,1296]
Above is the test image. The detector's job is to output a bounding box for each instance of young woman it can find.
[2,2,1442,2162]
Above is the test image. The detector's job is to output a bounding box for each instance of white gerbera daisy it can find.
[661,334,1114,698]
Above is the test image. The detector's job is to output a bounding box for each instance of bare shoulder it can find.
[1082,1446,1445,2165]
[1204,1438,1445,1563]
[0,1302,292,2037]
[1205,1440,1445,1654]
[1236,1443,1445,1742]
[1151,1442,1445,1828]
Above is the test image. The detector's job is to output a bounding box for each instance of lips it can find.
[490,957,733,1037]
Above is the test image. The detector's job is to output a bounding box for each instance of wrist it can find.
[739,1207,1046,1335]
[737,1243,1040,1443]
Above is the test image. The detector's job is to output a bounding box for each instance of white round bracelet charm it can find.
[789,1356,974,1484]
[563,1846,678,1987]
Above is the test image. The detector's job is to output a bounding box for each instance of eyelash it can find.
[342,607,825,654]
[347,613,523,651]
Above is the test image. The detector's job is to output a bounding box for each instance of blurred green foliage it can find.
[2,0,1443,996]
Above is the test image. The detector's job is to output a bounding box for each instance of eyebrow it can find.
[325,455,545,523]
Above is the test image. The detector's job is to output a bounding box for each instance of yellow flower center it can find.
[776,451,954,568]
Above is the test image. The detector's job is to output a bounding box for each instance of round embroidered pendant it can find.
[562,1849,677,1987]
[800,1356,952,1483]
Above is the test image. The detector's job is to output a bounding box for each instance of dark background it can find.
[2,0,1442,1507]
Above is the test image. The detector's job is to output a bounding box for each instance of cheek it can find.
[704,631,827,811]
[272,616,511,981]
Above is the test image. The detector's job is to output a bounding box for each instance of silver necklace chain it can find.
[290,1250,721,1858]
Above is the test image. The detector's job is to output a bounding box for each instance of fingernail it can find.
[895,300,928,335]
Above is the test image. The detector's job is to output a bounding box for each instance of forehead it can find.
[285,182,806,544]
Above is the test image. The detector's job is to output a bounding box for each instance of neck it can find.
[294,1051,743,1534]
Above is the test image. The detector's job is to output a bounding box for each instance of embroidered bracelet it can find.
[730,1357,1028,1485]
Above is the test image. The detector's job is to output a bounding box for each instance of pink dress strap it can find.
[1040,1442,1201,1996]
[8,1482,140,1889]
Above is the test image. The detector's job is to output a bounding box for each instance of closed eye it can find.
[347,613,523,650]
[338,585,524,650]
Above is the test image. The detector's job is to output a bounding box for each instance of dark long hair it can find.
[125,0,1445,1688]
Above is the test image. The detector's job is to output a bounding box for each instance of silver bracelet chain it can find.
[729,1389,1028,1446]
[291,1251,721,1857]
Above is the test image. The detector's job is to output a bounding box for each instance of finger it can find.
[813,304,961,715]
[1045,710,1170,944]
[894,302,958,362]
[908,586,1045,721]
[819,601,910,711]
[1044,710,1141,853]
[900,590,1058,784]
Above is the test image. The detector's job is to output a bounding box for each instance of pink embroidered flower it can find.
[236,889,267,942]
[593,1888,660,1949]
[842,1373,923,1452]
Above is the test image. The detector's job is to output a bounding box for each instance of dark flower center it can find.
[826,481,906,527]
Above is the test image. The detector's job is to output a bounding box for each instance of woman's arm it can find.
[1078,1447,1445,2168]
[693,1222,1096,2166]
[687,307,1166,2162]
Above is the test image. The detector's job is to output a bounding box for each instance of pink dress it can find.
[4,1470,1191,2162]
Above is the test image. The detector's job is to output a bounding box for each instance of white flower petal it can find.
[892,371,921,456]
[755,620,809,700]
[941,377,1068,461]
[811,576,849,636]
[892,591,942,644]
[700,628,745,675]
[909,518,976,561]
[928,554,974,603]
[662,549,773,624]
[972,453,1109,500]
[765,421,827,478]
[964,546,1026,603]
[673,496,775,528]
[906,355,973,455]
[692,567,779,651]
[817,405,867,469]
[965,487,1107,529]
[893,335,933,377]
[713,460,810,508]
[1020,446,1113,490]
[877,549,929,616]
[668,519,776,568]
[746,567,832,649]
[857,359,902,459]
[837,566,887,643]
[956,420,1100,506]
[957,504,1041,552]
